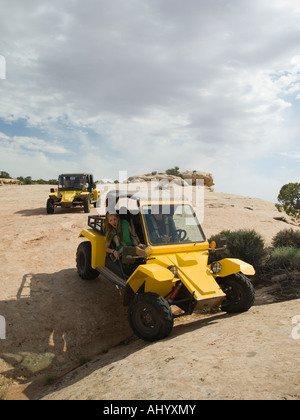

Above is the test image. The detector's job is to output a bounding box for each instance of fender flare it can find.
[49,193,60,202]
[213,258,255,277]
[78,229,106,269]
[126,264,175,301]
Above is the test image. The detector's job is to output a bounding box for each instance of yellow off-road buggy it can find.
[46,173,100,214]
[76,191,255,342]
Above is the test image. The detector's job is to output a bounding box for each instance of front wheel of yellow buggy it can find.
[217,273,255,313]
[76,241,99,280]
[128,293,173,342]
[83,197,90,213]
[46,198,54,214]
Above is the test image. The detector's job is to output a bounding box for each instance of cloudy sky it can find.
[0,0,299,202]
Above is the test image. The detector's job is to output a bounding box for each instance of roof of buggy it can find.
[105,189,191,204]
[59,173,93,177]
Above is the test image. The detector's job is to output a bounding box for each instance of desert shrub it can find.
[272,229,300,249]
[270,247,300,270]
[0,171,11,178]
[209,229,266,268]
[165,166,180,176]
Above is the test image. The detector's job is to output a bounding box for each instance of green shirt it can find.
[111,219,133,250]
[121,219,133,246]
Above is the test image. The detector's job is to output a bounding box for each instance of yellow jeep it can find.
[46,173,100,214]
[76,191,255,342]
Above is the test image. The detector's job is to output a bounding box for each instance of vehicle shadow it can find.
[15,207,86,217]
[34,310,232,400]
[0,267,236,400]
[171,311,231,339]
[0,268,132,399]
[14,208,48,216]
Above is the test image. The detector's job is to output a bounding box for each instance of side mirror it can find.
[209,237,227,252]
[210,241,216,250]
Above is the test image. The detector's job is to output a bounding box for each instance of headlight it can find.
[168,265,179,277]
[211,261,222,274]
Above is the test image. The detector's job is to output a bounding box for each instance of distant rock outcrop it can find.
[179,171,214,187]
[0,178,21,186]
[127,171,214,187]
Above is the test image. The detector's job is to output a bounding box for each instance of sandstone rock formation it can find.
[127,171,214,187]
[179,171,214,187]
[0,178,21,186]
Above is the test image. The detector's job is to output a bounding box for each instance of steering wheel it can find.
[172,229,187,241]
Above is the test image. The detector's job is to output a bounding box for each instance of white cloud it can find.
[0,132,68,154]
[0,0,299,201]
[280,151,300,162]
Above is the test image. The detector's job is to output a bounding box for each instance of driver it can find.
[147,209,178,244]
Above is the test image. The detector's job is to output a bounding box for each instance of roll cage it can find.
[104,190,206,247]
[58,173,96,192]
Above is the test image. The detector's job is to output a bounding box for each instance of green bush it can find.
[270,247,300,270]
[165,166,180,176]
[0,171,11,179]
[209,229,266,268]
[272,229,300,249]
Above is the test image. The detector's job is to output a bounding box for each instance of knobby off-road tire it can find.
[83,197,90,213]
[76,241,99,280]
[128,292,174,342]
[218,272,255,313]
[46,198,54,214]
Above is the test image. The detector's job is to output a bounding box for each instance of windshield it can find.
[58,175,88,191]
[142,204,206,245]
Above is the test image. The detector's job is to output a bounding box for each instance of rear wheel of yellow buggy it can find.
[128,292,173,342]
